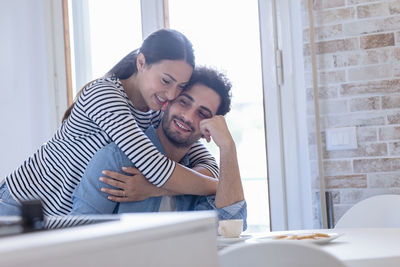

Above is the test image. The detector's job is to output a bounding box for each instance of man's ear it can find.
[136,53,146,72]
[161,102,169,111]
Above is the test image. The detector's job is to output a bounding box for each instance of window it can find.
[68,0,142,95]
[66,0,271,231]
[168,0,269,231]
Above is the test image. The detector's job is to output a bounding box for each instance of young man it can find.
[71,67,247,228]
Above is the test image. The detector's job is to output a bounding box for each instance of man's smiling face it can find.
[161,83,221,148]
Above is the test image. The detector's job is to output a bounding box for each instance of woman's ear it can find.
[136,53,146,72]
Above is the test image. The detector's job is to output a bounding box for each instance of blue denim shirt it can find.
[71,126,247,230]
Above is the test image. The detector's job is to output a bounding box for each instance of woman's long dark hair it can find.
[62,28,195,121]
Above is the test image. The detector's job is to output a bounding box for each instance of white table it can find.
[218,228,400,267]
[0,211,219,267]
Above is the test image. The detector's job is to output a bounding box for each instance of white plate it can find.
[218,234,253,244]
[250,232,344,245]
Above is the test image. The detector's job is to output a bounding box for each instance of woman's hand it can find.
[100,167,165,202]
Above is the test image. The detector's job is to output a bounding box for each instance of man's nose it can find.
[181,108,196,125]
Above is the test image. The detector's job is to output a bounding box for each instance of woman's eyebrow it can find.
[163,73,176,82]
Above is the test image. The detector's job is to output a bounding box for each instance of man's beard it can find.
[162,114,201,148]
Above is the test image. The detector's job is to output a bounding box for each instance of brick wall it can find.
[302,0,400,227]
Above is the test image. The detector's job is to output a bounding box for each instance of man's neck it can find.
[156,126,190,162]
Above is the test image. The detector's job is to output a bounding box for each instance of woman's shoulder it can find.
[82,75,126,98]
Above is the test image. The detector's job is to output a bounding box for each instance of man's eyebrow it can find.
[180,93,194,102]
[180,93,213,116]
[163,73,177,82]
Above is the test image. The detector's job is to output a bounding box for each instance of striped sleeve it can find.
[187,141,219,178]
[80,82,175,187]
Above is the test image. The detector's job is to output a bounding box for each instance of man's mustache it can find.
[172,115,195,132]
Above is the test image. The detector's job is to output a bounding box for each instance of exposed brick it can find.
[368,172,400,187]
[315,38,359,54]
[340,190,364,204]
[325,174,367,188]
[379,126,400,141]
[326,113,385,127]
[319,70,346,84]
[319,99,348,115]
[314,8,355,25]
[331,190,341,204]
[324,143,387,159]
[323,160,352,175]
[306,85,340,101]
[343,17,400,36]
[397,32,400,46]
[354,158,400,172]
[389,1,400,15]
[365,48,392,63]
[313,0,345,10]
[333,49,392,67]
[360,33,395,49]
[350,96,380,112]
[348,64,392,81]
[382,95,400,109]
[393,48,400,61]
[387,110,400,124]
[313,190,341,205]
[348,0,383,4]
[357,3,389,19]
[303,24,343,42]
[394,62,400,77]
[312,54,336,69]
[357,127,377,142]
[341,79,400,96]
[333,53,362,67]
[388,142,400,156]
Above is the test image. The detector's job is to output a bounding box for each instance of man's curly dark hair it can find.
[184,66,232,116]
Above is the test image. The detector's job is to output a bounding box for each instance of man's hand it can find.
[100,167,167,202]
[200,115,245,209]
[199,115,234,149]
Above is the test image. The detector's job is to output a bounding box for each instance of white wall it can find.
[0,0,66,179]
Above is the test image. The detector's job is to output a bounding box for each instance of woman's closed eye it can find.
[162,78,170,85]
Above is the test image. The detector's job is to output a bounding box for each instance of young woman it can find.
[0,29,219,216]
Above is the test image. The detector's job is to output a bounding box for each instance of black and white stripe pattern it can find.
[5,76,218,216]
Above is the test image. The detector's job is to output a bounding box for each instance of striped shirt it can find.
[5,75,219,216]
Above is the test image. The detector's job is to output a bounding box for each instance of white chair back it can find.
[219,241,346,267]
[335,194,400,228]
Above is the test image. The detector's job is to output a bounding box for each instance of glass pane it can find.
[87,0,142,79]
[69,0,142,96]
[169,0,269,231]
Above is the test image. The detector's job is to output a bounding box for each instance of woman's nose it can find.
[165,86,181,100]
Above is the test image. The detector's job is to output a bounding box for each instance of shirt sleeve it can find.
[192,195,247,231]
[79,80,175,187]
[187,141,220,178]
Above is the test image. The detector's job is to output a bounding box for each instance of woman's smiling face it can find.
[138,56,193,111]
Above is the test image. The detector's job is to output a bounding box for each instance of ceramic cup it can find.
[218,219,243,238]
